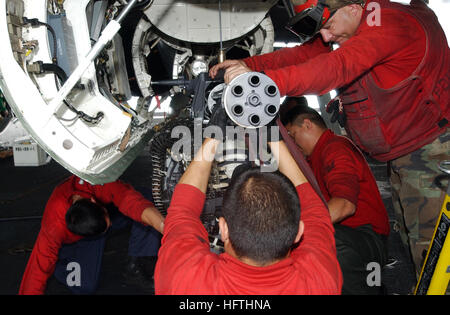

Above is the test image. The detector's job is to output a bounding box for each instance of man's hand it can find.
[141,207,165,234]
[209,59,251,84]
[326,97,346,127]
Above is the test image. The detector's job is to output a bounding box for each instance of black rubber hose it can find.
[41,63,68,84]
[41,63,104,124]
[39,21,58,64]
[22,17,58,64]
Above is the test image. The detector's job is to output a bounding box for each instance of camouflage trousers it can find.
[390,130,450,277]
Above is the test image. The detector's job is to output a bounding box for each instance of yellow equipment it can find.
[415,161,450,295]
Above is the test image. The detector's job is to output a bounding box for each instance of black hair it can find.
[222,168,301,265]
[282,102,328,130]
[280,96,309,126]
[65,198,108,237]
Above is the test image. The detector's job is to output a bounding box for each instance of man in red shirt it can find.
[283,103,389,294]
[210,0,449,276]
[19,175,165,295]
[154,106,342,294]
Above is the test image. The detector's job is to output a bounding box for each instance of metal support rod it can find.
[47,0,140,112]
[219,0,223,51]
[218,0,225,63]
[116,0,139,23]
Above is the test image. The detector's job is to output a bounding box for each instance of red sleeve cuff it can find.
[327,176,359,206]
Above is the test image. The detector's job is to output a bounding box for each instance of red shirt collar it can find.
[308,129,334,163]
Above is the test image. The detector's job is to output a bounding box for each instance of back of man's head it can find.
[66,199,107,237]
[222,168,301,265]
[283,104,328,130]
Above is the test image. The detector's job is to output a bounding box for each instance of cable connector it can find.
[26,61,44,74]
[79,111,104,124]
[22,17,43,27]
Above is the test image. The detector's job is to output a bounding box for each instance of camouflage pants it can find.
[390,130,450,277]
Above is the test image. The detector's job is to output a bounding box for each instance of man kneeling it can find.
[283,102,390,294]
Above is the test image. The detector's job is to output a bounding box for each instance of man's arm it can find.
[242,35,331,72]
[321,140,361,224]
[328,197,356,223]
[269,140,342,292]
[93,180,164,233]
[19,228,64,295]
[178,138,220,193]
[209,35,330,82]
[263,13,420,96]
[292,183,343,293]
[141,207,165,234]
[19,186,73,295]
[268,140,307,187]
[154,138,220,294]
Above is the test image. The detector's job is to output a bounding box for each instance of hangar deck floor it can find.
[0,144,418,295]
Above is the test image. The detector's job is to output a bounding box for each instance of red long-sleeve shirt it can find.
[308,130,390,235]
[243,0,426,95]
[19,175,153,295]
[154,183,342,295]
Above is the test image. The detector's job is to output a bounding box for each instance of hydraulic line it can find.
[41,63,67,84]
[38,63,104,124]
[22,17,58,64]
[48,0,140,111]
[22,15,104,125]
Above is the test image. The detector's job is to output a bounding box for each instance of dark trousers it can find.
[53,187,161,294]
[334,224,387,295]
